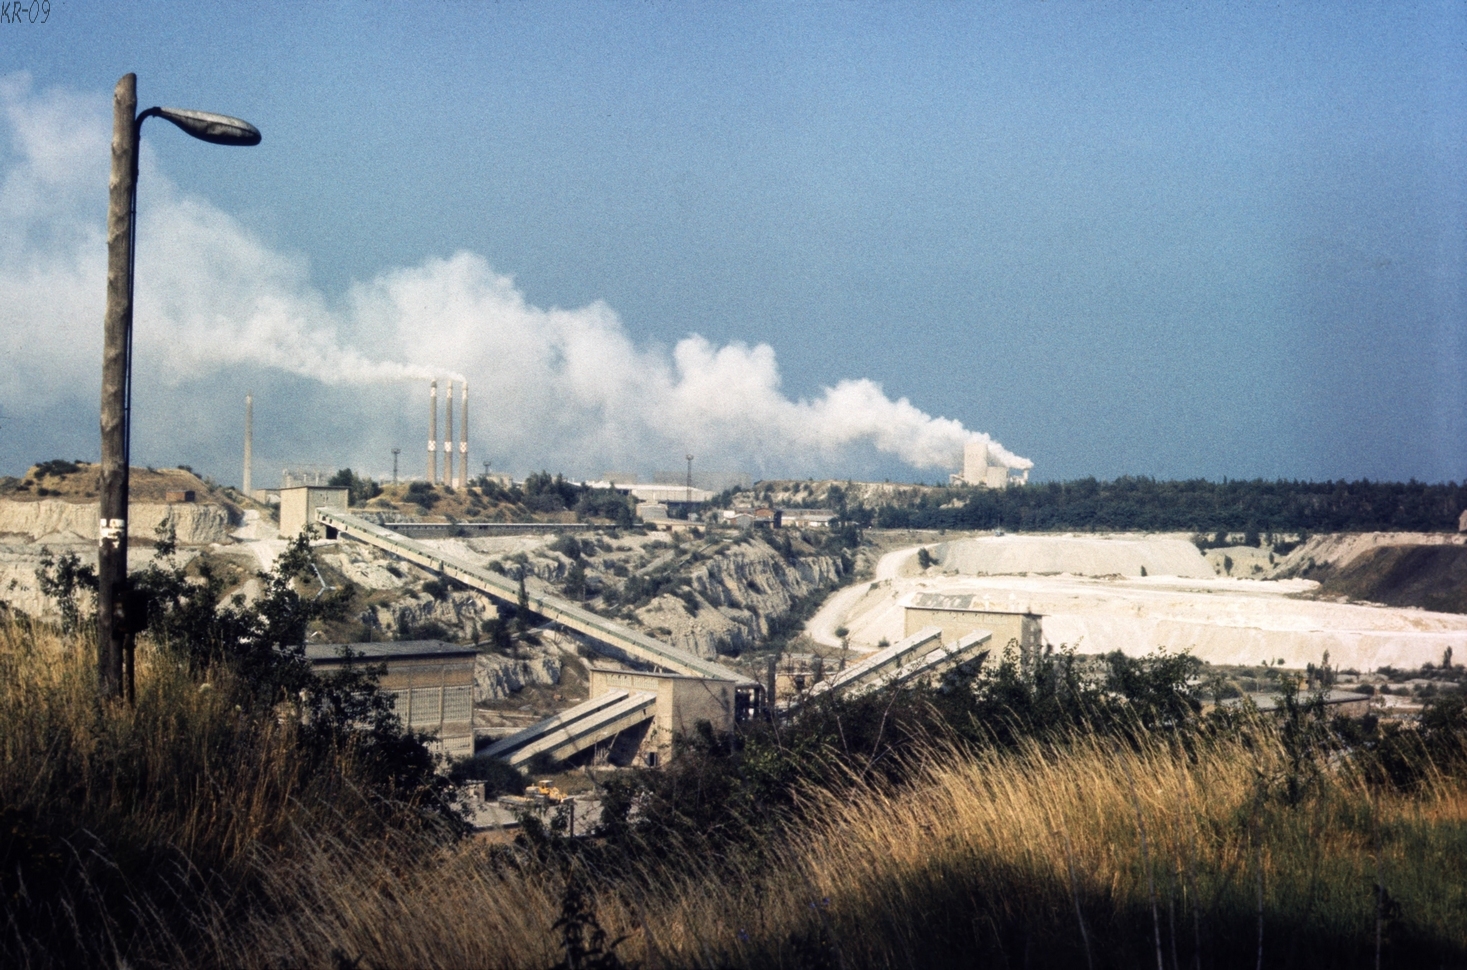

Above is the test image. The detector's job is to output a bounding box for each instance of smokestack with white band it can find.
[243,392,253,496]
[460,381,469,488]
[445,379,456,487]
[428,379,438,483]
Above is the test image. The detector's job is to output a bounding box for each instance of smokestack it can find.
[428,379,438,484]
[445,379,456,488]
[460,381,469,489]
[243,392,253,496]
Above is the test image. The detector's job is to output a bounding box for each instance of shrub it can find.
[406,479,440,509]
[32,458,83,478]
[329,468,383,505]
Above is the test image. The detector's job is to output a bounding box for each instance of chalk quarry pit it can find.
[809,534,1467,671]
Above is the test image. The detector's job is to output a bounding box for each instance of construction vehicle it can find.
[525,779,568,805]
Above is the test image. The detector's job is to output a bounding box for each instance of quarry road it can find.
[807,543,926,650]
[807,581,881,650]
[875,544,922,581]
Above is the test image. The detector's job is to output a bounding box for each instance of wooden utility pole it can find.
[96,75,260,702]
[98,73,139,700]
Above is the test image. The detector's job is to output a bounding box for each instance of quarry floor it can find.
[808,532,1467,672]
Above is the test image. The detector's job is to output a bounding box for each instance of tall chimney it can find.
[243,392,253,496]
[445,379,456,488]
[460,381,469,488]
[428,379,438,484]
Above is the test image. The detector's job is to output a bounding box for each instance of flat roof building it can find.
[901,592,1042,657]
[587,666,738,767]
[279,485,349,539]
[306,640,477,760]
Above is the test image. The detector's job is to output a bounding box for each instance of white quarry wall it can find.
[835,573,1467,671]
[0,500,231,545]
[821,536,1467,672]
[934,535,1215,580]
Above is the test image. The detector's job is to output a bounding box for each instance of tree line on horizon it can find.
[845,476,1467,534]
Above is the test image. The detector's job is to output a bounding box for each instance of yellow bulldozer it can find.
[525,779,568,805]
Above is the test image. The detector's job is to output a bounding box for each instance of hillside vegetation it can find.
[1298,544,1467,614]
[738,477,1467,534]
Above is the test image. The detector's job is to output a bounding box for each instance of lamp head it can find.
[149,106,261,146]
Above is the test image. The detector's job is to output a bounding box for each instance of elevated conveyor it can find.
[315,508,753,686]
[808,626,991,700]
[481,689,658,767]
[807,627,943,698]
[841,628,991,698]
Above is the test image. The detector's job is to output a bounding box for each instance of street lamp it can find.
[98,74,260,701]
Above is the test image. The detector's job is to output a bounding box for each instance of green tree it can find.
[329,468,382,505]
[34,548,98,634]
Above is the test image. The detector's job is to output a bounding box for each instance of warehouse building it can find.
[306,640,477,760]
[902,592,1042,656]
[279,485,349,539]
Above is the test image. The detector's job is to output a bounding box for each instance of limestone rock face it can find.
[474,648,563,703]
[322,546,417,590]
[635,539,847,657]
[369,588,497,642]
[0,499,231,545]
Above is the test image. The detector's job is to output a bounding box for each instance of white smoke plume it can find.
[0,75,1032,480]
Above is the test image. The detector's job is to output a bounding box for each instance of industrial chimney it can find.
[428,379,439,484]
[460,381,469,488]
[445,379,456,488]
[243,392,253,496]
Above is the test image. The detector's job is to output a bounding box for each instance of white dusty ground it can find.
[807,534,1467,671]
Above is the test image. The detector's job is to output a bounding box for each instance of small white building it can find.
[278,485,349,539]
[781,509,838,528]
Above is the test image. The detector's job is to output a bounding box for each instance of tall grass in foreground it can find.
[0,618,445,968]
[237,735,1467,968]
[5,617,1466,968]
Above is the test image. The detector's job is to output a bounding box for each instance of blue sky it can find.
[2,2,1464,485]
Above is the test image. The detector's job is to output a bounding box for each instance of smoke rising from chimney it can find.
[0,76,1031,479]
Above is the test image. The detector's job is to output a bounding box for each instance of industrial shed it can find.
[279,485,349,539]
[307,640,477,760]
[901,592,1043,655]
[587,666,738,767]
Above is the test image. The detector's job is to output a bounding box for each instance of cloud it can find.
[0,75,1031,481]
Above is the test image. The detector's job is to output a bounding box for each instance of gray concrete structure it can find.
[957,441,1029,488]
[588,666,738,764]
[902,592,1042,655]
[307,640,476,759]
[279,485,349,539]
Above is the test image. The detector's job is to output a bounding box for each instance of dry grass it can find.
[6,618,1466,968]
[0,618,441,968]
[228,735,1467,968]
